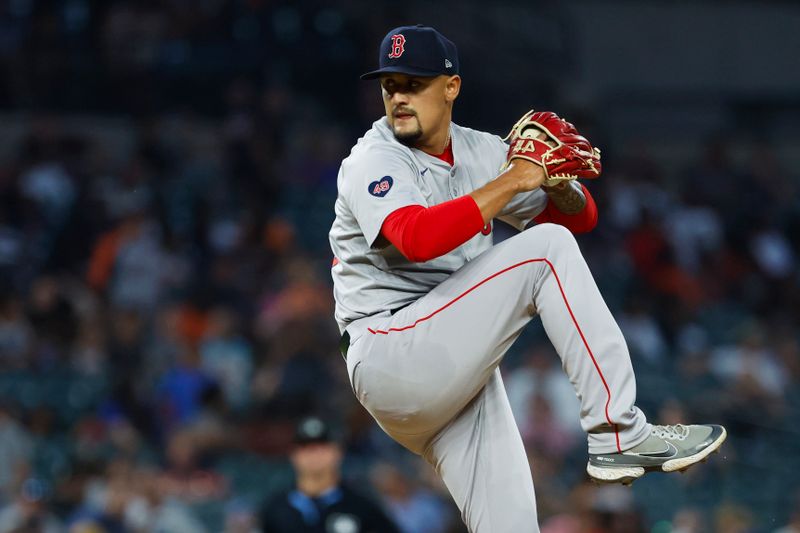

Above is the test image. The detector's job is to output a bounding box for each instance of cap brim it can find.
[360,66,445,80]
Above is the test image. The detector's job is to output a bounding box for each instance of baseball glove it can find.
[504,110,602,187]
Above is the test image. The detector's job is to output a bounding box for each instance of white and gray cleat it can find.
[587,424,727,486]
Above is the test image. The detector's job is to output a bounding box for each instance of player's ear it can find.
[444,75,461,103]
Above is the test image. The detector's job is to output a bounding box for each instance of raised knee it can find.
[527,223,578,250]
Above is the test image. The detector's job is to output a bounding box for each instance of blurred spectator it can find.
[255,257,332,338]
[158,430,227,504]
[662,193,724,274]
[18,138,76,229]
[200,307,254,412]
[87,207,188,312]
[68,458,137,532]
[521,394,578,457]
[506,345,583,441]
[749,221,796,280]
[709,321,788,406]
[154,345,217,431]
[183,383,237,453]
[261,416,400,533]
[616,296,668,367]
[0,478,62,533]
[70,457,207,533]
[93,153,155,223]
[252,318,337,417]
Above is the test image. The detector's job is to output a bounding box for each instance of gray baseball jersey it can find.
[329,117,548,333]
[329,118,650,533]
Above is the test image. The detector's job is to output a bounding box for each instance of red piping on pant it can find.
[367,258,622,453]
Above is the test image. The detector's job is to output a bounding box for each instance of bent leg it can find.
[348,223,647,453]
[529,225,650,453]
[344,223,651,530]
[423,370,538,533]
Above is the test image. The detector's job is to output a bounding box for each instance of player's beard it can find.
[392,117,423,147]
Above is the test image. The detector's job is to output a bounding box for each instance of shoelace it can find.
[652,424,690,441]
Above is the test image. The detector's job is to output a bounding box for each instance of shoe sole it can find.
[586,426,727,486]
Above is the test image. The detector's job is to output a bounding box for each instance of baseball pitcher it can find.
[329,24,726,533]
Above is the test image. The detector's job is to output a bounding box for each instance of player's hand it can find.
[502,158,546,192]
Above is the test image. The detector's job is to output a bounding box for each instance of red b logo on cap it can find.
[388,34,406,58]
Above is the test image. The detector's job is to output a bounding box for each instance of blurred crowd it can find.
[0,1,799,532]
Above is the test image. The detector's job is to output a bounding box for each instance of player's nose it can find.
[390,90,410,106]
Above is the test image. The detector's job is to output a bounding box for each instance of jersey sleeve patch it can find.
[368,176,394,197]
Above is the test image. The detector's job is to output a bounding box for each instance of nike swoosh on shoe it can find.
[626,441,679,459]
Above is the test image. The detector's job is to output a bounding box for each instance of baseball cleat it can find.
[586,424,727,485]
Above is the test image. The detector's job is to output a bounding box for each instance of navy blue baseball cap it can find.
[361,24,459,80]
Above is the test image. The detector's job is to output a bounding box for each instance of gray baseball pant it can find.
[343,223,650,533]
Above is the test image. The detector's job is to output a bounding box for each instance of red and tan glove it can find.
[503,110,602,187]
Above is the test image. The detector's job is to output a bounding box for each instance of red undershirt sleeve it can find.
[533,184,598,234]
[380,195,485,263]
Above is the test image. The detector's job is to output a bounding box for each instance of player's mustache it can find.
[393,108,416,117]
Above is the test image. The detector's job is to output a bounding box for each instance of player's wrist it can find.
[497,171,524,194]
[543,181,586,214]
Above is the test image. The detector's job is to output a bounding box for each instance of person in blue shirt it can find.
[261,416,400,533]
